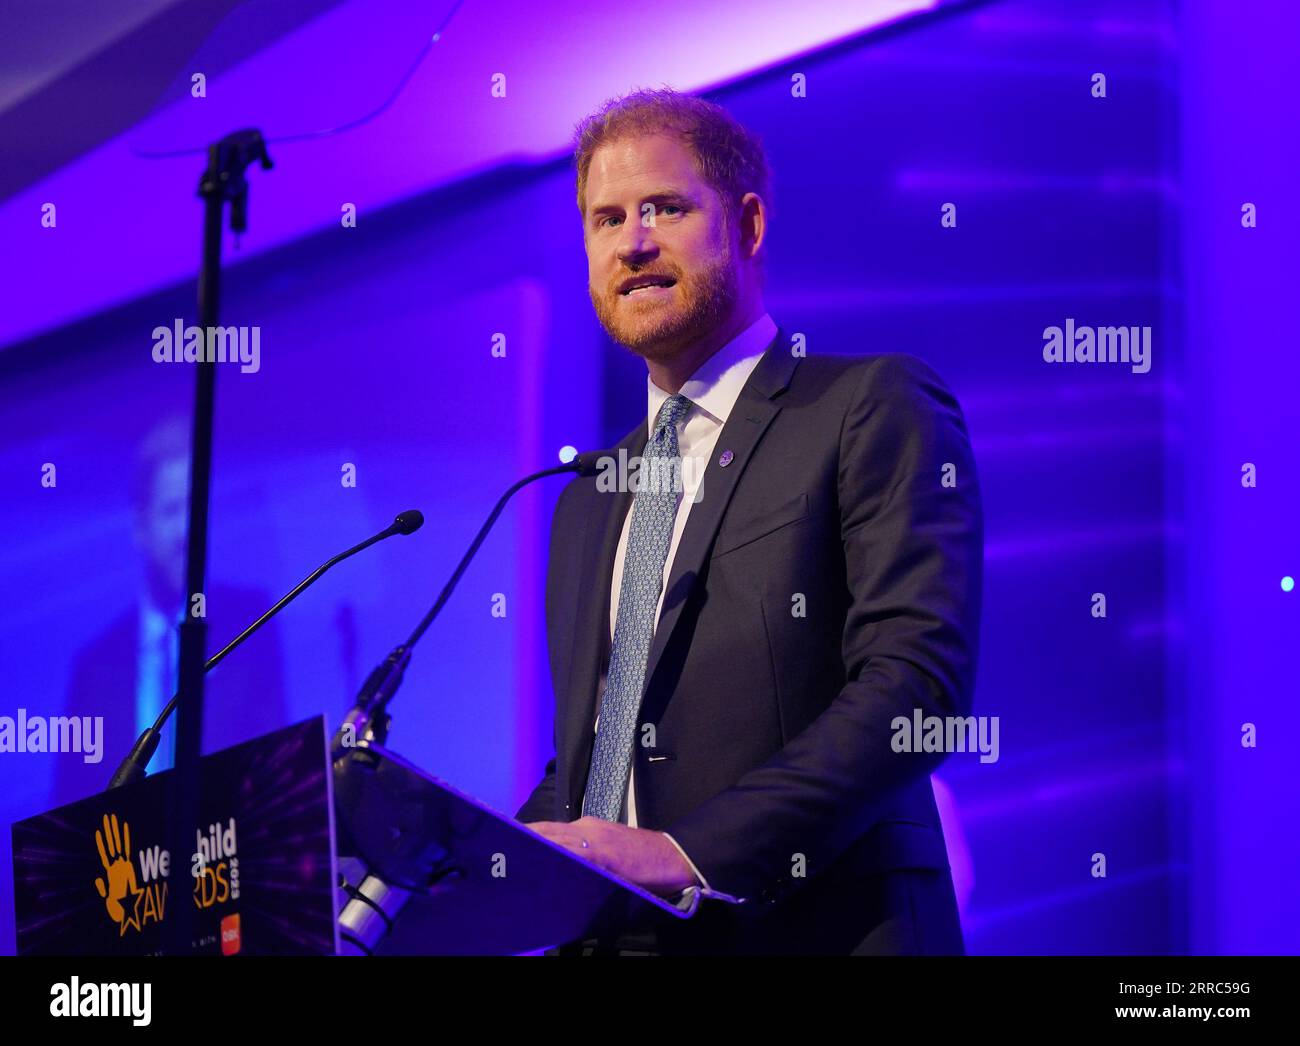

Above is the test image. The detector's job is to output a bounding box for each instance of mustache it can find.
[612,270,681,294]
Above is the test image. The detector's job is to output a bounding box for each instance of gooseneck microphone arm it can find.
[407,464,569,649]
[107,510,425,790]
[333,450,613,758]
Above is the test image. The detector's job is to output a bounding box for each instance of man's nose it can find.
[616,217,659,265]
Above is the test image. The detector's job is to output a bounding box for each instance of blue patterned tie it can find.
[583,392,693,821]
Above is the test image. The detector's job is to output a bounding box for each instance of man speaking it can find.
[519,88,983,955]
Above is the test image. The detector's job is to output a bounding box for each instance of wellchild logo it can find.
[92,813,170,936]
[50,977,151,1026]
[1042,318,1151,373]
[152,319,260,373]
[892,710,1000,764]
[0,709,102,763]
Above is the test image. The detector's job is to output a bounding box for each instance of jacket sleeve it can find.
[663,353,984,902]
[515,752,559,823]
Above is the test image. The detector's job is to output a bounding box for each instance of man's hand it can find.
[525,816,698,898]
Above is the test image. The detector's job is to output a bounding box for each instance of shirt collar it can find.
[645,312,778,437]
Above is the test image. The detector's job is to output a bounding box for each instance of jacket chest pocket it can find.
[711,491,809,559]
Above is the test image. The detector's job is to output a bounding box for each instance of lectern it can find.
[11,717,697,955]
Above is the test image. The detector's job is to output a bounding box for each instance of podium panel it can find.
[12,716,339,956]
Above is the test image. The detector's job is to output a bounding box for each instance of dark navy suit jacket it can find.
[517,329,983,953]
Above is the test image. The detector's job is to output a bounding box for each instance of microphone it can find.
[331,449,612,758]
[107,510,425,790]
[389,509,425,535]
[572,448,616,477]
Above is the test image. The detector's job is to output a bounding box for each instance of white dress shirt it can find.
[588,311,777,893]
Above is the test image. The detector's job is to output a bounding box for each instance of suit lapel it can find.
[640,329,798,706]
[559,326,800,813]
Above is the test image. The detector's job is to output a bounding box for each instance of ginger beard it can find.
[589,235,738,364]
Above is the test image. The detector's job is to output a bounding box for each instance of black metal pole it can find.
[165,130,270,956]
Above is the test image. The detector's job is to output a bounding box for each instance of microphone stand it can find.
[167,129,272,958]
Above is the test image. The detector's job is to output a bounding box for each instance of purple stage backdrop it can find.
[0,0,1295,957]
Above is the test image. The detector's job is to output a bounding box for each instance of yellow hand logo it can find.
[94,813,142,934]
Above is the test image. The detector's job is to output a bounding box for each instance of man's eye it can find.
[598,206,680,228]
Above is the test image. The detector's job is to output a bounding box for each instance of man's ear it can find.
[737,191,767,260]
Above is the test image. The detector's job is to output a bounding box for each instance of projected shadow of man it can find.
[56,418,288,805]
